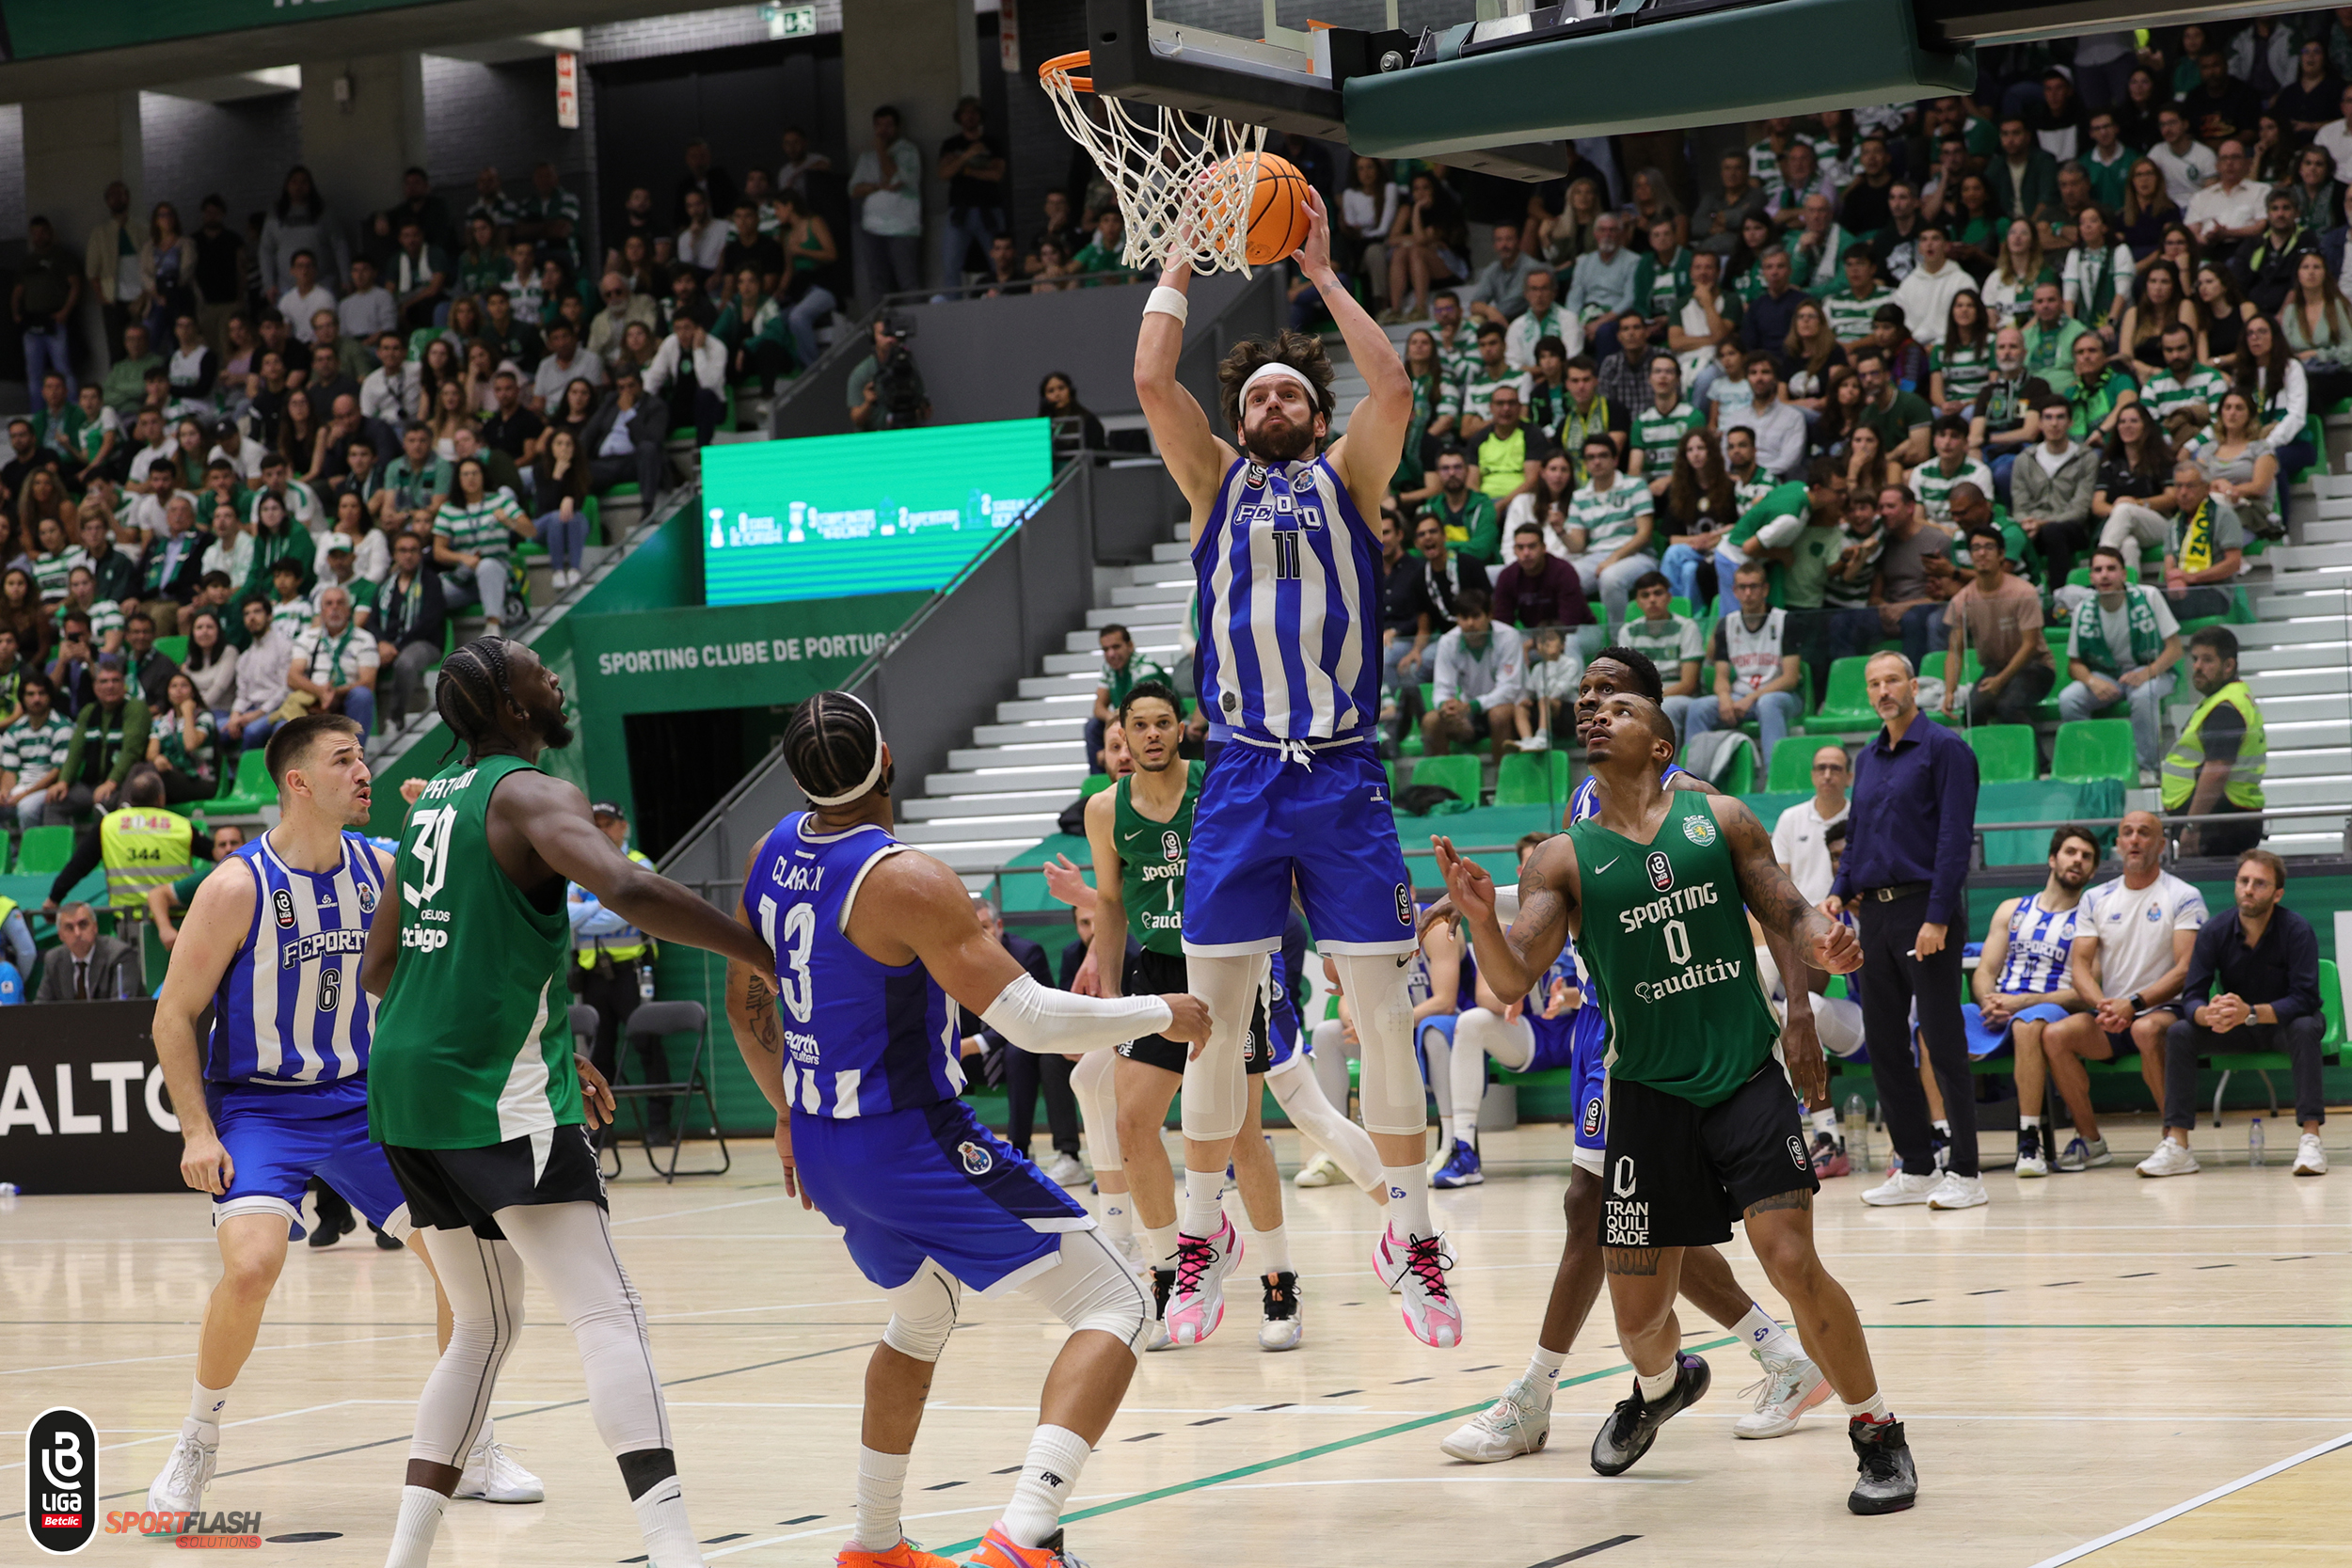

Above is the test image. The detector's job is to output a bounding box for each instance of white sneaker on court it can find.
[2136,1139,2201,1178]
[1040,1151,1089,1187]
[1733,1348,1830,1437]
[1294,1152,1343,1187]
[149,1432,217,1513]
[1376,1224,1463,1348]
[1861,1171,1939,1207]
[1438,1373,1550,1462]
[2294,1133,2328,1176]
[455,1432,545,1503]
[1927,1172,1988,1210]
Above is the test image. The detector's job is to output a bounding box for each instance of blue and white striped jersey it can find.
[206,831,383,1085]
[744,812,964,1118]
[1994,895,2079,995]
[1193,453,1381,742]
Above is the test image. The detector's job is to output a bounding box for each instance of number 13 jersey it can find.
[744,812,963,1118]
[370,753,577,1148]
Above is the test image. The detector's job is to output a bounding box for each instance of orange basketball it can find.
[1231,151,1311,265]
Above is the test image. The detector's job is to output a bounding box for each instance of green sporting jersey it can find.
[369,752,578,1148]
[1114,761,1201,955]
[1631,400,1703,475]
[1567,792,1778,1106]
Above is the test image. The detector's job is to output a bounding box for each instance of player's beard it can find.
[1241,412,1317,464]
[531,693,576,749]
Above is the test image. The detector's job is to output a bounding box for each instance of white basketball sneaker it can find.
[148,1431,217,1514]
[1732,1347,1830,1438]
[455,1426,545,1503]
[1861,1171,1940,1207]
[1375,1224,1463,1348]
[1438,1373,1550,1462]
[2294,1133,2328,1177]
[2135,1138,2201,1179]
[1294,1152,1343,1188]
[1163,1216,1243,1347]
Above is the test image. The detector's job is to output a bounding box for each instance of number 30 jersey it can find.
[369,753,578,1149]
[744,812,963,1119]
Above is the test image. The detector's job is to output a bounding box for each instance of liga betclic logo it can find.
[26,1406,96,1555]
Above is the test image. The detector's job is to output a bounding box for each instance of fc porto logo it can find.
[1161,830,1183,862]
[1681,814,1717,847]
[1244,462,1267,488]
[272,888,297,930]
[357,882,376,914]
[1645,851,1675,892]
[957,1140,993,1176]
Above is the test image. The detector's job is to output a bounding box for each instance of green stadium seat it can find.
[2051,719,2136,784]
[1800,657,1874,733]
[155,635,189,663]
[13,824,73,876]
[1669,595,1692,617]
[1419,682,1436,712]
[1495,750,1570,805]
[1717,743,1755,795]
[1963,724,2037,783]
[1408,753,1480,806]
[1765,738,1821,791]
[1919,649,1983,688]
[2323,959,2344,1050]
[1078,773,1115,798]
[207,749,275,816]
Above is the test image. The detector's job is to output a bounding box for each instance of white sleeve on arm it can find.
[980,974,1172,1055]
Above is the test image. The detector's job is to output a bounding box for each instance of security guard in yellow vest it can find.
[568,800,670,1143]
[98,769,193,917]
[2161,626,2265,859]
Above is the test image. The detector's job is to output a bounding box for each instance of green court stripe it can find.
[933,1335,1741,1555]
[1861,1323,2352,1330]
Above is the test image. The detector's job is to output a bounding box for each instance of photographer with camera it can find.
[847,315,930,432]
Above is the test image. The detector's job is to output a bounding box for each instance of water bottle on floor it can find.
[2249,1117,2265,1167]
[639,965,657,1006]
[1843,1093,1870,1171]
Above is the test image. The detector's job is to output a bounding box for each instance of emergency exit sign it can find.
[764,3,817,39]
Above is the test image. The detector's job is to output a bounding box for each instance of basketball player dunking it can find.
[1135,188,1458,1345]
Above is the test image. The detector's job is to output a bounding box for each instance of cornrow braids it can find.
[783,690,882,805]
[436,636,519,757]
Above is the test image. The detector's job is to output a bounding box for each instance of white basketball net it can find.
[1041,57,1269,276]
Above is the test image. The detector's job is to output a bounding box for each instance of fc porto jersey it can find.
[745,812,962,1118]
[1193,452,1382,742]
[1994,895,2078,994]
[207,831,382,1085]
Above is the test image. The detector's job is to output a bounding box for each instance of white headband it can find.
[1240,360,1315,408]
[797,691,888,807]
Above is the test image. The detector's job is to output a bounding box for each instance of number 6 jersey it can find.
[369,753,578,1148]
[207,831,385,1092]
[744,812,963,1118]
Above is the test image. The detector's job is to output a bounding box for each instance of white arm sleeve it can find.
[980,974,1173,1055]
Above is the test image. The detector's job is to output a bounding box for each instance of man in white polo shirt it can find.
[2184,139,2269,259]
[1557,432,1656,624]
[1773,744,1851,905]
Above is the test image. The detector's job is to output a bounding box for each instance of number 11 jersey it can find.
[744,812,963,1119]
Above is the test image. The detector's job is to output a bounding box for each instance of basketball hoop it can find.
[1039,50,1270,277]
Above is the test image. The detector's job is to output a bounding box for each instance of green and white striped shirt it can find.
[0,711,73,788]
[1908,456,1994,524]
[27,546,87,604]
[1820,284,1894,344]
[55,598,124,643]
[1620,610,1703,669]
[2140,365,2230,430]
[1565,474,1653,556]
[1439,364,1532,425]
[435,494,528,562]
[1631,400,1704,476]
[1931,341,1994,407]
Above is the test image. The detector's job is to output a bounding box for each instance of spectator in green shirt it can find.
[1849,344,1932,465]
[1470,384,1549,516]
[101,322,162,421]
[2067,331,2138,445]
[48,657,151,831]
[1073,211,1134,285]
[1427,449,1502,565]
[2019,281,2090,393]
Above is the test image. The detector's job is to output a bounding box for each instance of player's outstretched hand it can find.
[1808,911,1863,974]
[575,1053,617,1130]
[180,1128,232,1196]
[400,776,428,806]
[1294,184,1333,276]
[1161,992,1213,1051]
[1430,836,1496,923]
[774,1117,815,1210]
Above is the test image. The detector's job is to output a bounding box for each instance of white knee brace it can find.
[1069,1049,1122,1172]
[1333,952,1422,1136]
[1178,951,1265,1144]
[1019,1233,1152,1355]
[881,1259,962,1363]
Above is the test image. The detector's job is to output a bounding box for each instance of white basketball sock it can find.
[187,1378,230,1441]
[2019,1113,2042,1129]
[1808,1106,1837,1134]
[1145,1223,1179,1270]
[1098,1196,1134,1243]
[1524,1345,1565,1402]
[1177,1166,1223,1240]
[850,1445,912,1551]
[630,1473,707,1567]
[1635,1363,1678,1402]
[1844,1390,1891,1422]
[1736,1304,1801,1361]
[380,1485,447,1568]
[1250,1224,1291,1276]
[1381,1164,1434,1240]
[1001,1424,1090,1548]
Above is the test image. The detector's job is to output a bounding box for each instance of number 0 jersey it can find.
[744,812,963,1118]
[1193,452,1382,742]
[207,830,384,1087]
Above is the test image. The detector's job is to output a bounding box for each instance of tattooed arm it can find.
[1433,832,1577,1000]
[1711,794,1860,1109]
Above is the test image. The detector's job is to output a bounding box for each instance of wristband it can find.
[1144,285,1189,325]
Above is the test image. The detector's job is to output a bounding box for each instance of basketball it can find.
[1231,150,1311,265]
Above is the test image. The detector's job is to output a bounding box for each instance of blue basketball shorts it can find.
[1962,1000,2070,1059]
[791,1098,1090,1295]
[1567,1006,1611,1172]
[208,1078,411,1242]
[1184,738,1417,958]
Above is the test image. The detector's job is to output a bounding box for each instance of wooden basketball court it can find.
[8,1115,2344,1565]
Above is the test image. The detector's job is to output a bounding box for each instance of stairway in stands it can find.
[890,327,1382,887]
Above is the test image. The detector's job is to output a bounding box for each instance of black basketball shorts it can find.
[384,1123,608,1240]
[1599,1063,1818,1251]
[1115,946,1269,1075]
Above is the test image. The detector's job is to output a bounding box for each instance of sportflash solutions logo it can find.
[26,1407,94,1555]
[103,1509,264,1547]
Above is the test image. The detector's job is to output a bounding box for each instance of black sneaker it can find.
[1847,1417,1919,1514]
[1590,1352,1709,1476]
[306,1212,352,1248]
[371,1226,404,1251]
[1259,1271,1303,1351]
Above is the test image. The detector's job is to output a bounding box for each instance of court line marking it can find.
[2024,1429,2352,1567]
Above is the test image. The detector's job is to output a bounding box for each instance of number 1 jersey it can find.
[745,812,964,1118]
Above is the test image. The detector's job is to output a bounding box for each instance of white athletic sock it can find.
[1381,1164,1434,1241]
[1178,1167,1223,1240]
[1844,1391,1891,1422]
[380,1485,448,1568]
[1736,1304,1801,1361]
[1098,1197,1134,1243]
[187,1378,230,1441]
[630,1474,707,1568]
[1001,1424,1090,1548]
[1449,1110,1479,1151]
[1524,1345,1565,1402]
[1932,1119,1951,1137]
[1251,1224,1291,1276]
[1809,1106,1837,1134]
[2019,1113,2042,1129]
[1145,1223,1179,1270]
[1635,1364,1678,1402]
[850,1445,912,1551]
